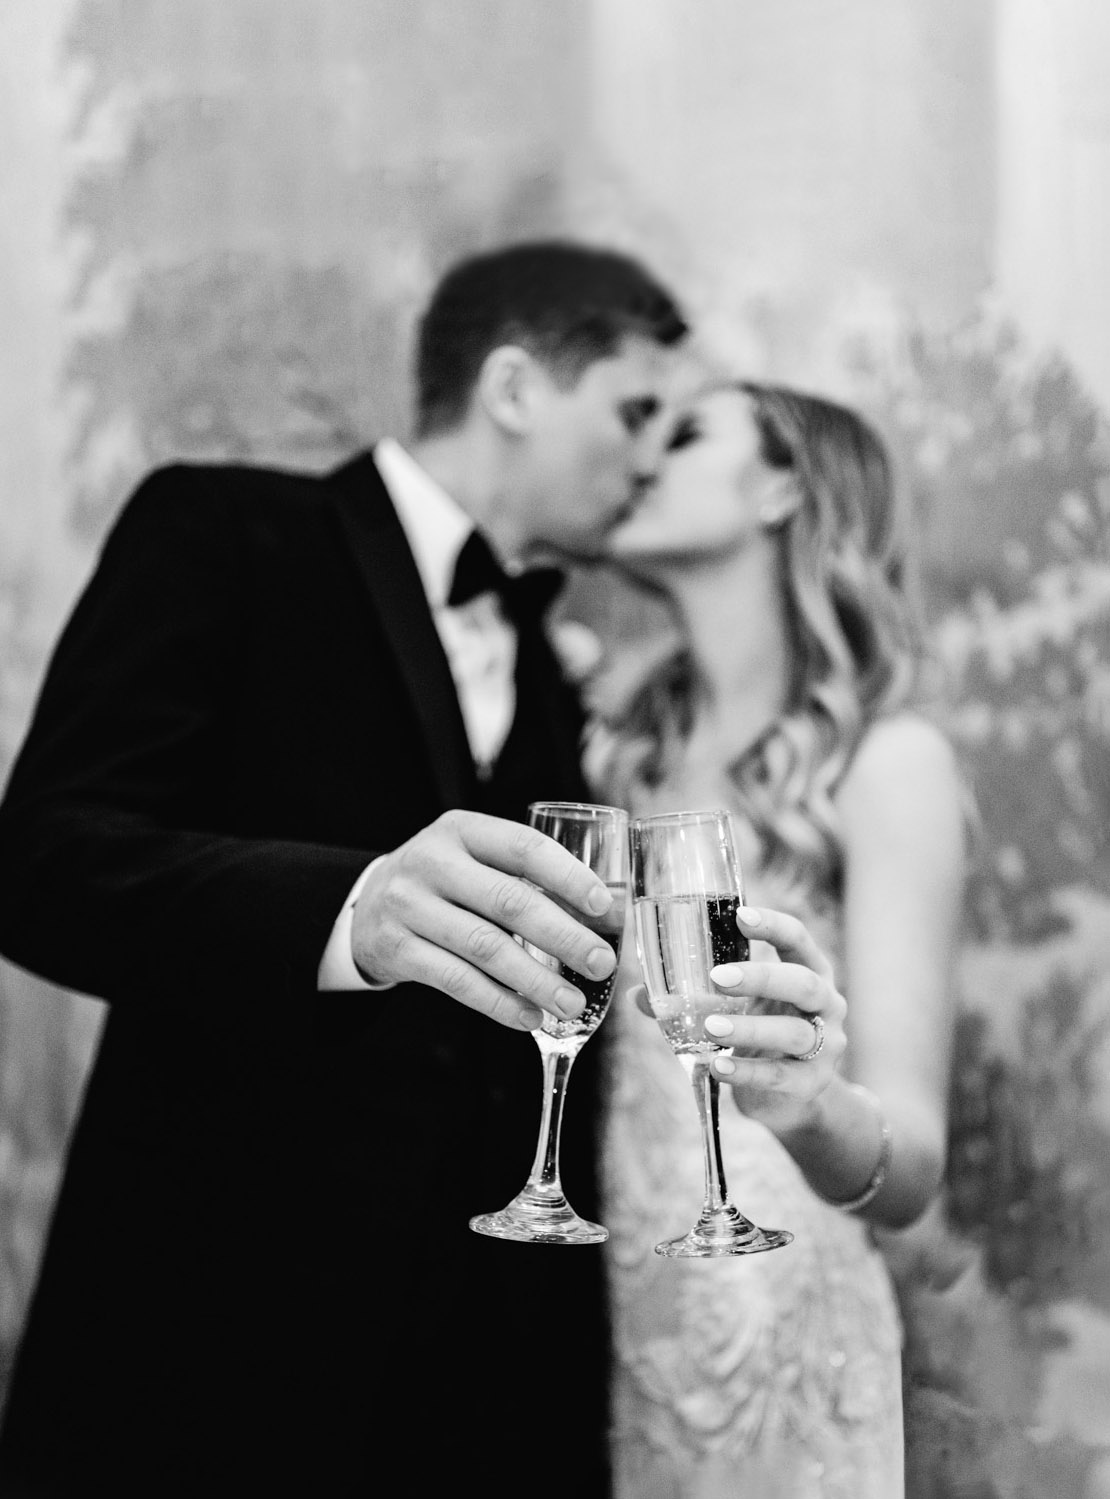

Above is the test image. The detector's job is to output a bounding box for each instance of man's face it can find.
[519,335,689,563]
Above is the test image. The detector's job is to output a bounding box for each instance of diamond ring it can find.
[796,1014,825,1062]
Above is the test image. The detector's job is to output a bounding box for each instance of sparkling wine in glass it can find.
[630,809,793,1257]
[469,801,628,1245]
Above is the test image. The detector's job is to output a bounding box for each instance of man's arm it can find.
[0,469,371,1005]
[0,468,613,1026]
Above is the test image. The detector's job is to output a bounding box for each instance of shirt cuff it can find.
[317,856,396,991]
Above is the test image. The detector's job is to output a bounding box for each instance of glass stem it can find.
[525,1035,576,1200]
[692,1058,730,1214]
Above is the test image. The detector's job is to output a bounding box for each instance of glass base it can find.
[655,1205,793,1258]
[469,1190,608,1245]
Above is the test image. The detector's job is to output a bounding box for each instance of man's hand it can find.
[350,810,618,1031]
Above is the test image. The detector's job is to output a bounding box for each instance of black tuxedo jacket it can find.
[0,453,610,1497]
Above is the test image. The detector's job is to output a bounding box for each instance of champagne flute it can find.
[469,801,629,1245]
[630,809,793,1257]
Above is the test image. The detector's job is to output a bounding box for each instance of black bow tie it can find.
[447,531,564,622]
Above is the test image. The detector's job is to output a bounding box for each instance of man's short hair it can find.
[414,240,687,436]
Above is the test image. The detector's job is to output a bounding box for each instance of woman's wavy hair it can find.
[597,382,924,909]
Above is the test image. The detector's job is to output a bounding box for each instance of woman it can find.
[591,380,965,1497]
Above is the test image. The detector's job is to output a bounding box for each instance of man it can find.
[0,241,687,1495]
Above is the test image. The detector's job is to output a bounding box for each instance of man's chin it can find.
[529,536,608,570]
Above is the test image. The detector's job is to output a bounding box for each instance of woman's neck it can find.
[664,542,793,768]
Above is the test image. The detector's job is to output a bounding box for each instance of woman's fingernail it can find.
[715,1057,737,1076]
[737,906,761,926]
[712,964,744,987]
[705,1015,734,1038]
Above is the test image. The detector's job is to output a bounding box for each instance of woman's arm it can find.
[829,711,965,1225]
[707,713,966,1228]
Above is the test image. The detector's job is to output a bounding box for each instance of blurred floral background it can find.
[2,2,1109,1494]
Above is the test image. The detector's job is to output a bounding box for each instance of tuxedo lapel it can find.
[327,449,476,811]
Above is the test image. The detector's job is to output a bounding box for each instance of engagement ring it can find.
[796,1014,825,1062]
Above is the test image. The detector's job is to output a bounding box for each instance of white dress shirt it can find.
[317,439,518,989]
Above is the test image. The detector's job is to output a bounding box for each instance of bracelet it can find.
[828,1084,892,1214]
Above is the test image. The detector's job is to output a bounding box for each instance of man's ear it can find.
[758,471,802,530]
[476,345,539,436]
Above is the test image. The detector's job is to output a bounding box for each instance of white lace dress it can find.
[602,817,904,1498]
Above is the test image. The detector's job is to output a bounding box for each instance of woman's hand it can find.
[700,905,847,1133]
[629,903,848,1135]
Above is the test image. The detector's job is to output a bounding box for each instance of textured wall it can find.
[61,0,592,539]
[997,0,1110,414]
[854,323,1110,1497]
[591,0,997,369]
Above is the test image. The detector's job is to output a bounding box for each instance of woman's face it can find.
[608,385,785,574]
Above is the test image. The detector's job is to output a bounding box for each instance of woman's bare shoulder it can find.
[845,711,958,786]
[836,711,963,840]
